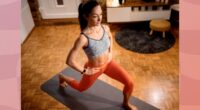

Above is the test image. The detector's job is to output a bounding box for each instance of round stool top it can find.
[150,19,171,32]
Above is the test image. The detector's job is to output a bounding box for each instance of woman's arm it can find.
[66,35,86,73]
[66,35,101,75]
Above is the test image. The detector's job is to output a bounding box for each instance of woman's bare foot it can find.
[59,74,68,88]
[122,103,132,110]
[122,103,137,110]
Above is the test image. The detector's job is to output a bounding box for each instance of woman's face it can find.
[87,5,102,26]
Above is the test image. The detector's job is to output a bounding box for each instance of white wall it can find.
[20,0,35,44]
[107,7,171,22]
[38,0,81,19]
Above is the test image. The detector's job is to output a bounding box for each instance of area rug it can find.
[115,25,176,54]
[41,67,160,110]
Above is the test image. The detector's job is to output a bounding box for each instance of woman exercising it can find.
[59,1,136,110]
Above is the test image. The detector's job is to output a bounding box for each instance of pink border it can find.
[180,0,200,109]
[0,1,20,110]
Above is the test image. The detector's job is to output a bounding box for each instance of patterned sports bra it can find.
[81,25,110,58]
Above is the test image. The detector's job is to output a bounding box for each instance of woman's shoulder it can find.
[102,24,110,32]
[70,34,88,49]
[78,33,88,42]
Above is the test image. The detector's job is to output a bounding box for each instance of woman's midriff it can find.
[86,49,110,69]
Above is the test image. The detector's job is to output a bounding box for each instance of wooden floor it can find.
[21,23,179,110]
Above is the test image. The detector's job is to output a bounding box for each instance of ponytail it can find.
[78,3,88,31]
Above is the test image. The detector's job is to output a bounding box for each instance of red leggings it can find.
[68,60,134,95]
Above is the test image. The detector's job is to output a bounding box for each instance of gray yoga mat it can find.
[41,67,160,110]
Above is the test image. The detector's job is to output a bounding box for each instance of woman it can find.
[59,1,136,110]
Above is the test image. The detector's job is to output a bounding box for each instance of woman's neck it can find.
[87,24,101,29]
[86,24,101,33]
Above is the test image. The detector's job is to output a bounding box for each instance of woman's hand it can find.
[84,67,101,75]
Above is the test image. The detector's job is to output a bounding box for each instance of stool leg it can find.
[162,32,165,38]
[149,30,153,36]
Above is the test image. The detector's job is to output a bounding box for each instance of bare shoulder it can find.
[79,34,88,42]
[73,34,88,48]
[102,24,110,32]
[102,24,112,38]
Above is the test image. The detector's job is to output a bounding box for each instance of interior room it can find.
[21,0,179,110]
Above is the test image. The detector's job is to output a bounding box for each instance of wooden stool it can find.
[149,19,171,38]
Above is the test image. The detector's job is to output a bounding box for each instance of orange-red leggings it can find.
[68,60,134,95]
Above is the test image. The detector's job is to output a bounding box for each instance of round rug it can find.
[115,28,176,54]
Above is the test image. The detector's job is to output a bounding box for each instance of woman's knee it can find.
[124,80,134,92]
[78,87,88,92]
[128,80,134,89]
[77,83,92,92]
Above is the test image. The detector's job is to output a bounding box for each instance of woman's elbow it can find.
[66,58,74,67]
[66,59,71,65]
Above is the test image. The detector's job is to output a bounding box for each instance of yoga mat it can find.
[41,67,160,110]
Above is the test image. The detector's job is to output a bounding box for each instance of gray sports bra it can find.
[81,25,110,58]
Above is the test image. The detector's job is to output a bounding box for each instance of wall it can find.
[38,0,81,19]
[21,0,35,43]
[27,0,179,26]
[27,0,107,25]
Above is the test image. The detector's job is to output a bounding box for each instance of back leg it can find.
[58,73,74,88]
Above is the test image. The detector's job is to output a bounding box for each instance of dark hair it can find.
[78,1,100,31]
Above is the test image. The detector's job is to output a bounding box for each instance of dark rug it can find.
[115,24,176,54]
[41,67,160,110]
